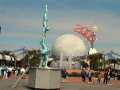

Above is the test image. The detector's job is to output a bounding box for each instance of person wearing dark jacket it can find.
[81,68,86,82]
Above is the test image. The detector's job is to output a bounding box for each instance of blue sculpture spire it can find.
[42,0,49,34]
[39,0,49,68]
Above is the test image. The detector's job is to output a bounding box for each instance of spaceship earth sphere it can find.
[52,34,87,57]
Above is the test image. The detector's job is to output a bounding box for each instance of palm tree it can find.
[87,53,103,70]
[0,50,17,67]
[0,50,10,66]
[23,49,41,67]
[10,53,17,67]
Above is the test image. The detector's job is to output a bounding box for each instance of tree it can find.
[23,49,41,67]
[87,53,103,70]
[0,50,14,66]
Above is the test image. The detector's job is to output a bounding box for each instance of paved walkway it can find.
[0,77,120,90]
[63,77,120,87]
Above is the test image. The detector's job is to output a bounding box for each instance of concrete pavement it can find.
[0,79,120,90]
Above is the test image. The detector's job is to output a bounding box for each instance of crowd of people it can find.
[81,68,93,83]
[0,66,26,80]
[98,67,112,84]
[61,67,114,85]
[0,65,115,86]
[81,67,113,84]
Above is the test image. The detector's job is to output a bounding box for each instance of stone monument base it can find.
[28,68,61,90]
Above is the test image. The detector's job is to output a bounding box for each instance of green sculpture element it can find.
[39,1,49,68]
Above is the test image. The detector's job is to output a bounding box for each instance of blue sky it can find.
[0,0,120,53]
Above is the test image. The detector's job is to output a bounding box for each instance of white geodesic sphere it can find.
[52,34,87,57]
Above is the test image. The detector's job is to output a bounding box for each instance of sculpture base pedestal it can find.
[28,68,61,90]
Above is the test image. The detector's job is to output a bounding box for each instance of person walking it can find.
[3,66,8,79]
[103,70,109,84]
[88,69,92,82]
[61,69,68,79]
[81,68,86,82]
[0,66,2,79]
[107,68,112,85]
[97,71,102,84]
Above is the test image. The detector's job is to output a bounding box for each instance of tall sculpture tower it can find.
[39,0,49,68]
[29,1,61,89]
